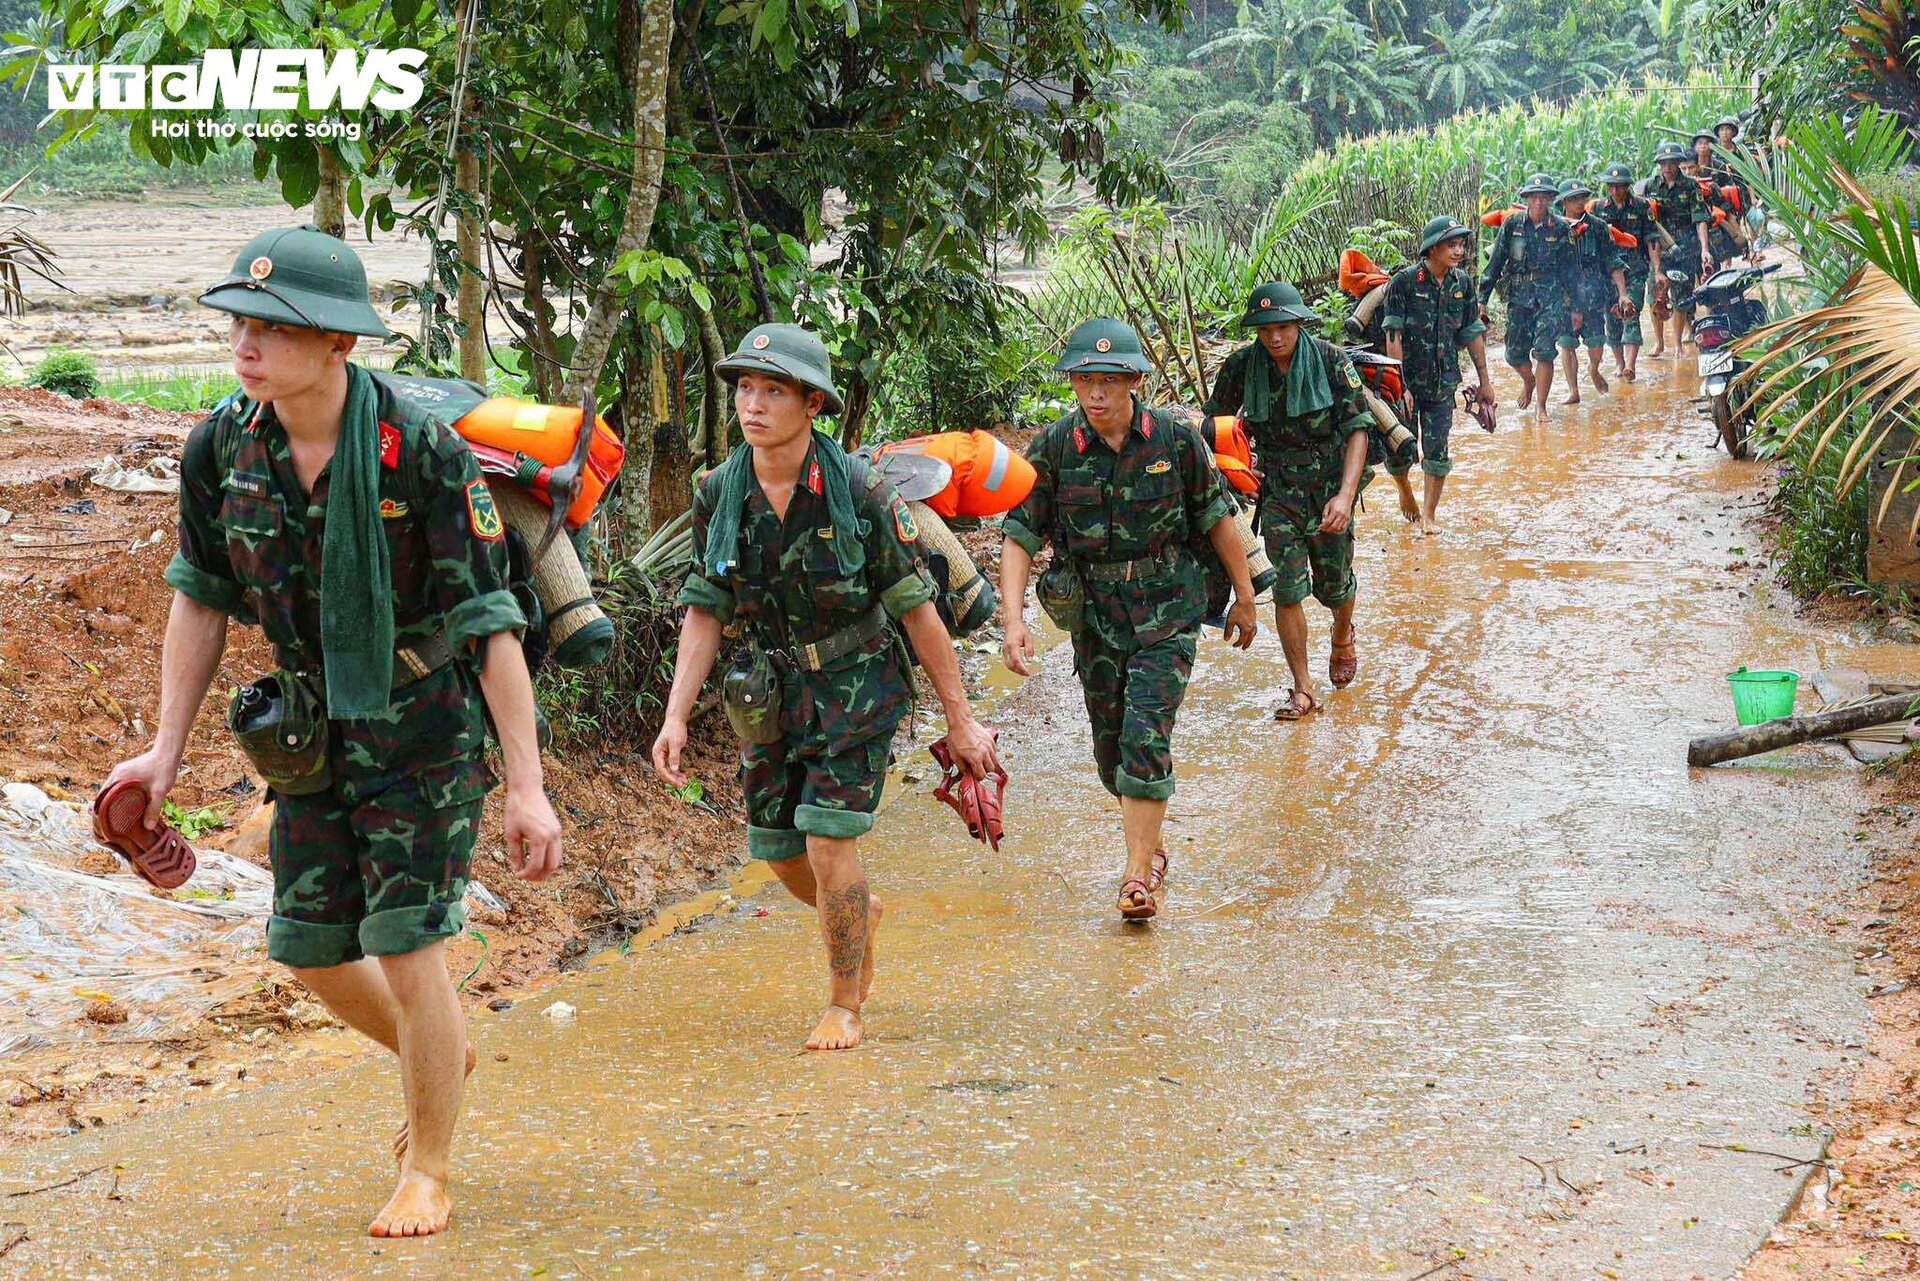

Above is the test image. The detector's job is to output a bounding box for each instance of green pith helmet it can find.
[1556,178,1592,204]
[1516,172,1558,198]
[1691,126,1717,146]
[1239,282,1317,328]
[1601,162,1635,187]
[199,225,390,338]
[1654,141,1689,164]
[1054,317,1153,374]
[1716,115,1741,137]
[1418,215,1471,255]
[714,323,844,415]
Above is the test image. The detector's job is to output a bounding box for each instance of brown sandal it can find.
[1329,629,1358,689]
[1117,877,1156,921]
[1273,688,1320,721]
[90,780,196,889]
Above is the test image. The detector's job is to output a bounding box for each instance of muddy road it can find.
[1,361,1914,1278]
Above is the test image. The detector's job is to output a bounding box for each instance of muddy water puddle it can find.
[0,360,1911,1277]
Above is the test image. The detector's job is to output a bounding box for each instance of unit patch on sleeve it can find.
[466,478,505,541]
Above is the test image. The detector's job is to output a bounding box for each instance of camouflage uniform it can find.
[167,378,527,968]
[1204,337,1370,605]
[1591,186,1659,348]
[1647,170,1712,291]
[1558,211,1626,353]
[1382,258,1484,478]
[678,437,936,859]
[1004,401,1229,800]
[1480,208,1574,368]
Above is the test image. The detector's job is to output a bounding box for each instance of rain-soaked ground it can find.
[3,359,1915,1279]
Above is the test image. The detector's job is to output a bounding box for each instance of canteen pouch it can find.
[1037,559,1086,637]
[228,670,332,797]
[722,643,786,745]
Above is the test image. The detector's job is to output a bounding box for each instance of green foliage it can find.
[1770,405,1873,599]
[533,560,686,749]
[1697,0,1865,125]
[99,366,237,413]
[162,800,229,842]
[26,347,97,398]
[0,132,261,198]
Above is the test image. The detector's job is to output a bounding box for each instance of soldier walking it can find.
[1479,174,1574,420]
[1591,162,1662,382]
[1554,179,1632,404]
[1201,285,1369,718]
[1000,319,1257,922]
[103,225,564,1238]
[1382,217,1496,535]
[653,324,998,1050]
[1647,140,1717,356]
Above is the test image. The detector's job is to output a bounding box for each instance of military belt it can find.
[275,634,458,704]
[1080,547,1178,584]
[769,604,890,674]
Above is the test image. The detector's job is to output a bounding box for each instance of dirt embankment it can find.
[0,386,746,1146]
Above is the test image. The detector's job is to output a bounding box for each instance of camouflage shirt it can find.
[166,371,527,802]
[1480,212,1575,310]
[1566,213,1627,300]
[1005,401,1229,649]
[1591,193,1659,267]
[679,439,936,751]
[1381,263,1486,396]
[1647,172,1712,247]
[1202,338,1371,503]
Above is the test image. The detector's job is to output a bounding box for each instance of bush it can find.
[27,349,99,399]
[533,561,685,750]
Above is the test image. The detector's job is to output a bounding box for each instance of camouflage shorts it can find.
[742,731,895,861]
[1606,267,1649,349]
[1504,296,1565,366]
[1558,280,1614,350]
[1262,494,1356,610]
[1385,398,1456,479]
[1073,627,1197,801]
[266,764,489,969]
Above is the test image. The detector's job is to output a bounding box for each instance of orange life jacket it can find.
[1205,416,1261,497]
[873,429,1037,518]
[1480,205,1523,229]
[451,398,625,529]
[1339,249,1391,300]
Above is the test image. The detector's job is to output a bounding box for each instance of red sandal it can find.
[90,780,196,890]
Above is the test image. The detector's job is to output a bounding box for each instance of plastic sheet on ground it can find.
[0,781,270,1059]
[88,453,180,494]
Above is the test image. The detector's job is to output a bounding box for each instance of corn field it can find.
[1023,81,1747,405]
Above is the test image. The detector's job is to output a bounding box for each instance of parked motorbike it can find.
[1668,262,1781,459]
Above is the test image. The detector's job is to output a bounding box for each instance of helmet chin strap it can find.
[204,280,324,331]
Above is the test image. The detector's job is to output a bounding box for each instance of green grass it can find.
[98,367,238,414]
[2,130,266,199]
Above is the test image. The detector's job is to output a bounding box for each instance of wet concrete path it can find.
[3,363,1914,1278]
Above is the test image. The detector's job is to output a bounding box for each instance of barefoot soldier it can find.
[1554,179,1632,405]
[1479,173,1574,420]
[1591,162,1662,382]
[999,320,1257,921]
[1382,217,1495,535]
[1202,286,1369,719]
[653,324,998,1050]
[1647,141,1716,354]
[104,225,563,1238]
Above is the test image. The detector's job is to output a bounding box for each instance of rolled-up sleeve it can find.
[163,418,248,617]
[1001,423,1059,558]
[421,427,525,658]
[676,478,736,623]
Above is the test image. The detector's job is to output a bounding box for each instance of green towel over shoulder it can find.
[1242,334,1334,423]
[319,362,395,718]
[703,430,869,580]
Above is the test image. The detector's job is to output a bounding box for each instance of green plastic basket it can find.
[1727,667,1799,726]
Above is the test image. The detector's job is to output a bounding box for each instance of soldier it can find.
[1647,140,1716,356]
[102,225,563,1238]
[1554,179,1632,405]
[653,324,998,1048]
[1201,285,1368,719]
[1001,318,1257,922]
[1479,173,1574,420]
[1381,216,1496,535]
[1591,161,1662,382]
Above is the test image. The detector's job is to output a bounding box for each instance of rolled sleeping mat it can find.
[906,499,998,634]
[1361,386,1416,452]
[1350,281,1389,329]
[1233,500,1278,597]
[494,482,614,668]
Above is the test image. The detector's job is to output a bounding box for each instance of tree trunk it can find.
[647,344,693,524]
[561,0,675,406]
[695,299,728,467]
[1686,692,1920,767]
[457,144,486,384]
[617,362,654,555]
[313,147,346,239]
[521,229,562,404]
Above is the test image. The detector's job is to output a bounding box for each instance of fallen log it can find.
[1688,691,1920,767]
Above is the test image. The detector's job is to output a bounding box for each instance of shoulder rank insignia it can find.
[1145,459,1172,475]
[378,422,402,470]
[466,478,504,542]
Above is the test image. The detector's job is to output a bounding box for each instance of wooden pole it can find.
[1686,691,1920,767]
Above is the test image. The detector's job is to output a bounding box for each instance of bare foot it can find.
[369,1171,453,1238]
[1518,386,1534,410]
[1622,368,1637,382]
[1398,490,1420,522]
[394,1039,477,1167]
[1648,348,1667,360]
[1533,404,1550,423]
[860,895,885,1005]
[1562,391,1581,405]
[1419,515,1441,536]
[1591,368,1609,393]
[805,1003,863,1051]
